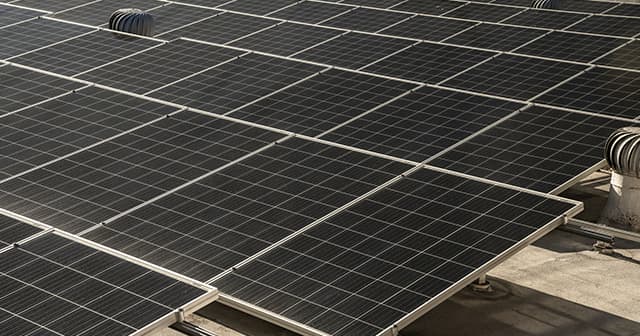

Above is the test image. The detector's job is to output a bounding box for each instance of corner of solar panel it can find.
[1,0,639,335]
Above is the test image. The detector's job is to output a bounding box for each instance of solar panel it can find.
[213,168,579,336]
[320,7,411,33]
[50,0,164,26]
[77,39,244,94]
[321,86,524,162]
[0,4,44,28]
[535,67,640,119]
[83,137,409,281]
[442,23,548,52]
[229,68,418,136]
[0,214,42,248]
[513,31,628,63]
[160,12,279,44]
[431,106,635,193]
[363,42,496,83]
[230,23,343,57]
[605,3,640,17]
[0,232,209,336]
[149,53,325,114]
[442,54,587,100]
[444,3,525,22]
[390,0,466,15]
[267,1,352,24]
[8,31,161,76]
[163,0,230,7]
[0,86,178,181]
[595,40,640,70]
[566,15,640,38]
[0,65,84,116]
[9,0,96,12]
[219,0,299,15]
[0,18,94,59]
[501,9,589,30]
[340,0,407,8]
[294,32,414,69]
[0,111,283,233]
[558,0,618,13]
[379,16,476,42]
[147,4,220,36]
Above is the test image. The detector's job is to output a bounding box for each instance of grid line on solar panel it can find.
[267,1,352,24]
[441,54,588,100]
[228,68,418,136]
[442,23,548,52]
[0,4,44,28]
[362,42,496,84]
[0,86,179,182]
[82,137,410,282]
[320,86,524,163]
[50,0,164,26]
[431,106,635,192]
[0,111,283,234]
[0,233,207,336]
[501,9,589,29]
[379,15,476,42]
[512,31,628,63]
[7,31,161,76]
[149,53,326,114]
[320,7,411,33]
[595,40,640,71]
[76,39,245,94]
[0,18,94,59]
[0,215,42,248]
[213,168,578,336]
[535,67,640,119]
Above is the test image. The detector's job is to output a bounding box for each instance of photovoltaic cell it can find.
[513,31,628,63]
[442,54,587,100]
[50,0,164,26]
[10,0,95,12]
[214,168,577,336]
[322,86,524,162]
[363,42,496,83]
[229,69,417,136]
[0,65,84,116]
[390,0,466,15]
[432,106,634,192]
[230,23,343,57]
[147,4,220,36]
[0,86,178,181]
[443,23,548,52]
[0,5,43,28]
[0,19,94,59]
[605,3,640,17]
[596,40,640,70]
[444,3,525,22]
[84,138,410,281]
[8,31,161,76]
[150,53,325,114]
[502,9,588,30]
[567,15,640,38]
[0,112,282,233]
[295,32,414,69]
[77,39,244,94]
[379,16,476,42]
[0,233,207,336]
[220,0,298,15]
[321,7,411,33]
[268,1,352,24]
[0,215,41,248]
[160,13,279,44]
[535,67,640,119]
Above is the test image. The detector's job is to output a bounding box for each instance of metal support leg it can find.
[470,274,493,292]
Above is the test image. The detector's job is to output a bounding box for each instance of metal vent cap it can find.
[605,127,640,178]
[109,8,155,36]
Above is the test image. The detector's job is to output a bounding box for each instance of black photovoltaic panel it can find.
[84,138,410,281]
[321,7,411,33]
[379,16,476,42]
[0,86,178,181]
[268,1,352,24]
[490,0,535,6]
[444,3,525,23]
[146,4,220,36]
[9,0,95,12]
[340,0,406,8]
[513,31,628,63]
[0,112,282,233]
[502,9,588,30]
[443,23,547,52]
[321,86,523,162]
[567,15,640,38]
[0,233,207,336]
[0,4,43,28]
[220,0,298,15]
[442,54,587,100]
[558,0,618,13]
[295,32,414,69]
[0,19,93,60]
[605,3,640,17]
[229,69,417,136]
[161,13,279,44]
[150,53,325,114]
[0,215,41,248]
[50,0,164,26]
[230,23,343,57]
[391,0,466,15]
[363,42,496,83]
[596,40,640,70]
[214,168,577,336]
[431,106,634,192]
[0,65,84,116]
[536,67,640,119]
[9,31,161,76]
[78,39,244,94]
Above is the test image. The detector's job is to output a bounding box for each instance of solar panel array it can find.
[2,0,639,335]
